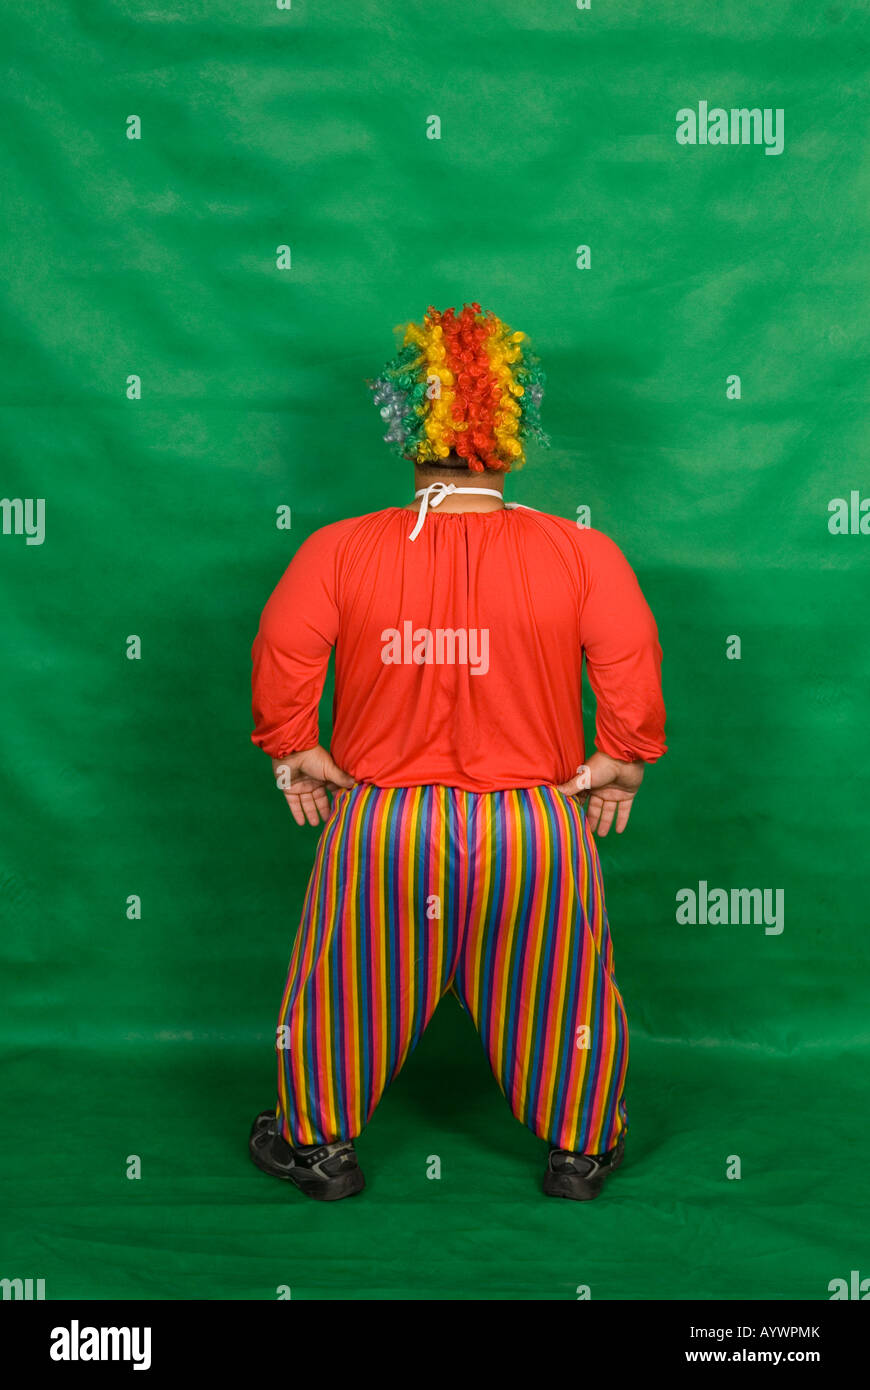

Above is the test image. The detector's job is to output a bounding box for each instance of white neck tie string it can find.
[407,483,506,541]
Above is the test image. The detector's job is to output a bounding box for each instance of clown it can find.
[248,302,667,1201]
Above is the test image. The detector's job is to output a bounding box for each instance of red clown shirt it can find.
[250,503,667,793]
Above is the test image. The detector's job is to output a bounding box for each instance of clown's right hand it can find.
[270,745,357,827]
[553,751,646,837]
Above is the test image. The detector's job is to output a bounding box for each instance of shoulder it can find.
[287,511,383,561]
[511,507,633,566]
[572,522,633,563]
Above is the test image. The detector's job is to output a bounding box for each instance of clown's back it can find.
[251,505,666,793]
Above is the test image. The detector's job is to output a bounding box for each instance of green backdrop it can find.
[1,0,868,1301]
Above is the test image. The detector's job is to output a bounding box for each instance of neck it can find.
[405,463,506,514]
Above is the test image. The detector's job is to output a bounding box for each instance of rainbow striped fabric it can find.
[275,783,629,1154]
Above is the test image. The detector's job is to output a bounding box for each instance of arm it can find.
[251,527,355,825]
[555,528,666,835]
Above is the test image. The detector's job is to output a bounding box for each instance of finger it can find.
[299,791,320,827]
[596,799,618,837]
[615,799,633,833]
[585,794,603,833]
[312,786,332,821]
[320,753,357,790]
[554,764,593,797]
[285,794,306,827]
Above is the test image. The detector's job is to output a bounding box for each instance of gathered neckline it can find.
[390,505,512,519]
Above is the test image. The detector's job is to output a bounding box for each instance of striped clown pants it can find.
[273,783,629,1155]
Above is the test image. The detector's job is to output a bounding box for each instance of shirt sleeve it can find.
[250,525,342,759]
[576,528,667,764]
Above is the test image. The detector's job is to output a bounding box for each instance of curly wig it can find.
[367,301,550,473]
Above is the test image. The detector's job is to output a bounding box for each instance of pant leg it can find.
[453,786,629,1154]
[274,783,464,1146]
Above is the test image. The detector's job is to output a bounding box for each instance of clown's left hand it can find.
[271,745,356,827]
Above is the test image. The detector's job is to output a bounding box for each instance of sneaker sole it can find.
[542,1171,605,1201]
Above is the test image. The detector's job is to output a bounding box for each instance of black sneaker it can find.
[249,1110,365,1202]
[543,1133,626,1201]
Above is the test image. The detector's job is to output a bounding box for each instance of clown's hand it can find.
[271,745,356,827]
[554,751,646,836]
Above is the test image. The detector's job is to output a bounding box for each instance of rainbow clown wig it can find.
[367,302,550,473]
